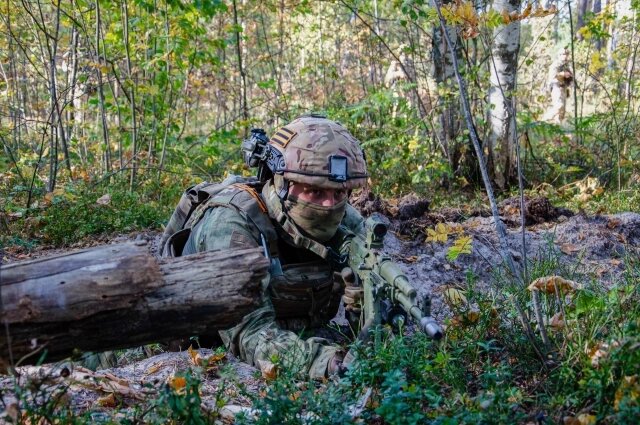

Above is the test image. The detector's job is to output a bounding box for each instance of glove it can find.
[340,267,363,314]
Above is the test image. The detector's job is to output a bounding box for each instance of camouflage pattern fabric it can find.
[182,186,365,378]
[270,116,368,190]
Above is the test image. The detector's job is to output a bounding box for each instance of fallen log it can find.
[0,242,268,369]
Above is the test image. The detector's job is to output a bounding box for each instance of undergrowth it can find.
[3,249,637,424]
[1,176,185,249]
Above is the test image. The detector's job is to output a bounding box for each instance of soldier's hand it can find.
[340,267,363,313]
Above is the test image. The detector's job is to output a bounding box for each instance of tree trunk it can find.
[488,0,521,190]
[432,7,462,174]
[122,0,138,191]
[0,243,268,370]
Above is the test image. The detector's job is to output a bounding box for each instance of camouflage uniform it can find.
[172,116,368,378]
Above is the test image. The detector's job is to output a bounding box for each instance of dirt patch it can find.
[349,189,390,217]
[499,196,574,226]
[396,194,430,220]
[382,211,640,321]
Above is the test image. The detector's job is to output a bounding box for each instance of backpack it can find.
[159,175,264,257]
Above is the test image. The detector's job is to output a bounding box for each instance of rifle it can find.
[346,213,443,340]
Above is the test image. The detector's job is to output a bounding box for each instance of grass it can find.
[1,176,185,249]
[234,251,639,424]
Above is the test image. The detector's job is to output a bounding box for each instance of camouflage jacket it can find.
[181,182,365,331]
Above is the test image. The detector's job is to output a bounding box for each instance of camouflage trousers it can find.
[219,301,340,379]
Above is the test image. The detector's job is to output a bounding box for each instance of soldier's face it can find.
[288,182,348,207]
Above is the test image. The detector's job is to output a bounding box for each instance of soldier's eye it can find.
[335,190,347,200]
[308,189,323,196]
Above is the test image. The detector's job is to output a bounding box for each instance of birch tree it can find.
[433,7,463,173]
[488,0,521,189]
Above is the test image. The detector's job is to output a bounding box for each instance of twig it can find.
[511,294,546,363]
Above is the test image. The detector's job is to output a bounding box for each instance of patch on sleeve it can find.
[229,230,256,249]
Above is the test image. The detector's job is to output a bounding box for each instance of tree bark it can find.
[488,0,521,190]
[432,4,462,174]
[0,242,268,370]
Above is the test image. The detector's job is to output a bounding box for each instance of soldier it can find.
[162,115,368,378]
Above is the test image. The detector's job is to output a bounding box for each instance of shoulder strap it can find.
[185,183,277,247]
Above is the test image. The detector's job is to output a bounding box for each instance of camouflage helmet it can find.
[265,115,368,190]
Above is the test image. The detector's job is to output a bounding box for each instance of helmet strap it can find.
[273,174,290,201]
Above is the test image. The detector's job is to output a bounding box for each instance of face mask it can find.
[284,195,347,242]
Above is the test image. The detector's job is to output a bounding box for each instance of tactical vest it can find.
[161,176,343,330]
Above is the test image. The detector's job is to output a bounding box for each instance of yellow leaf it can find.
[426,223,450,243]
[257,360,277,381]
[168,376,187,393]
[615,375,639,411]
[188,345,198,366]
[464,308,480,323]
[453,236,473,253]
[444,287,468,308]
[97,393,117,408]
[527,276,582,294]
[577,414,596,425]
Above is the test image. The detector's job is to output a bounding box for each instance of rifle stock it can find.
[347,213,443,340]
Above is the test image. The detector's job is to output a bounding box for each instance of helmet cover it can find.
[267,115,368,190]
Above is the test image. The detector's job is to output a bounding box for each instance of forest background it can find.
[0,0,639,424]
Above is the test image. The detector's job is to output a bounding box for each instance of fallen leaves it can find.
[97,392,118,408]
[426,223,450,243]
[576,177,604,202]
[615,375,639,411]
[188,345,226,371]
[527,276,582,294]
[257,359,278,381]
[444,287,468,308]
[64,366,148,401]
[587,340,621,368]
[168,376,187,394]
[549,312,565,330]
[425,223,473,260]
[563,413,597,425]
[447,235,473,261]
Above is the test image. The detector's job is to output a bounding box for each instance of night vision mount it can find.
[241,128,276,182]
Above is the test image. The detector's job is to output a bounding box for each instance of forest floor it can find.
[1,195,639,422]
